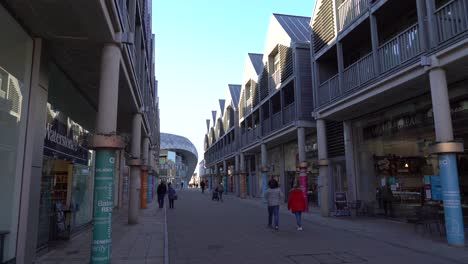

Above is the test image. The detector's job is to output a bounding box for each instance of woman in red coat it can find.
[288,184,306,230]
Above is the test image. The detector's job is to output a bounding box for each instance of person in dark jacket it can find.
[157,181,167,209]
[168,183,177,209]
[200,180,206,193]
[382,182,394,217]
[288,184,306,231]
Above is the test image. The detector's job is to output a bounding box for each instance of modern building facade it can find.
[201,0,467,246]
[204,14,316,204]
[0,1,160,263]
[159,133,198,189]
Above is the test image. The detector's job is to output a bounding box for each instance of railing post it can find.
[425,0,438,48]
[370,14,380,76]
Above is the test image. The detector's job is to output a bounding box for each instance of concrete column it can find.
[240,152,247,198]
[140,137,150,209]
[261,144,268,204]
[90,43,123,264]
[214,164,219,187]
[129,113,142,224]
[429,68,465,246]
[297,127,308,208]
[16,38,47,264]
[343,121,357,201]
[317,119,330,217]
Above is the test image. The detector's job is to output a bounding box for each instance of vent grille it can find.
[8,78,21,115]
[259,65,269,100]
[326,121,344,158]
[279,45,293,82]
[313,0,335,54]
[251,80,259,108]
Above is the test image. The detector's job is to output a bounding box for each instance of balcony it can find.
[282,103,296,125]
[262,118,271,136]
[338,0,370,31]
[272,112,282,131]
[434,0,468,44]
[115,0,130,32]
[317,74,339,107]
[317,23,421,107]
[342,52,375,93]
[378,23,421,73]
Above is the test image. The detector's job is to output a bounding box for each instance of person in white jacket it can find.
[265,179,283,230]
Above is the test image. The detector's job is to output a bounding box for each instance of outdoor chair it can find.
[334,192,351,217]
[407,206,443,236]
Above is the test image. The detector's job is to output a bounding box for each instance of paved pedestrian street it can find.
[168,190,468,264]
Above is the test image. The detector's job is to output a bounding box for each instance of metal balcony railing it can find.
[378,24,421,73]
[272,112,282,131]
[262,118,271,136]
[282,102,296,125]
[435,0,468,43]
[343,52,375,93]
[338,0,370,31]
[115,0,130,32]
[317,74,339,106]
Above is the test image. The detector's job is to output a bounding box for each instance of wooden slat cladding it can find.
[313,0,336,54]
[296,48,314,120]
[279,45,294,82]
[326,120,345,157]
[251,80,259,108]
[259,65,269,100]
[239,90,245,118]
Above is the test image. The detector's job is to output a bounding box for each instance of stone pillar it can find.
[240,152,247,198]
[297,127,307,208]
[343,121,357,201]
[429,68,465,246]
[128,113,142,224]
[261,144,268,204]
[90,43,124,264]
[140,137,150,209]
[317,119,330,217]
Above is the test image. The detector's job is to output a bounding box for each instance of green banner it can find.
[91,150,115,264]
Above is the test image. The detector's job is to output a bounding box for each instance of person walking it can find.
[265,179,283,230]
[200,180,206,193]
[168,183,177,209]
[288,184,306,231]
[217,182,224,202]
[382,182,394,217]
[157,181,167,209]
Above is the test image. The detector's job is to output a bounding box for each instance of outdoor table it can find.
[0,230,9,263]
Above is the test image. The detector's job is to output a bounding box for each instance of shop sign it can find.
[364,113,426,139]
[43,103,90,165]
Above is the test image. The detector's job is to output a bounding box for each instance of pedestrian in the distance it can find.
[157,181,167,209]
[200,180,206,193]
[288,184,306,231]
[265,179,283,230]
[168,183,177,209]
[217,182,224,201]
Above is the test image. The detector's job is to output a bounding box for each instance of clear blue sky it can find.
[153,0,316,170]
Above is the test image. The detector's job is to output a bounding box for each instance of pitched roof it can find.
[273,14,311,43]
[248,53,264,75]
[228,84,241,108]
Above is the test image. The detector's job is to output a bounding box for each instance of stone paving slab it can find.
[34,201,166,264]
[168,190,468,264]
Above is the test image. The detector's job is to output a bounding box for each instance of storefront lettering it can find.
[45,124,78,151]
[364,114,424,139]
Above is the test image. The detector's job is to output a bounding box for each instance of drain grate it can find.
[286,252,367,264]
